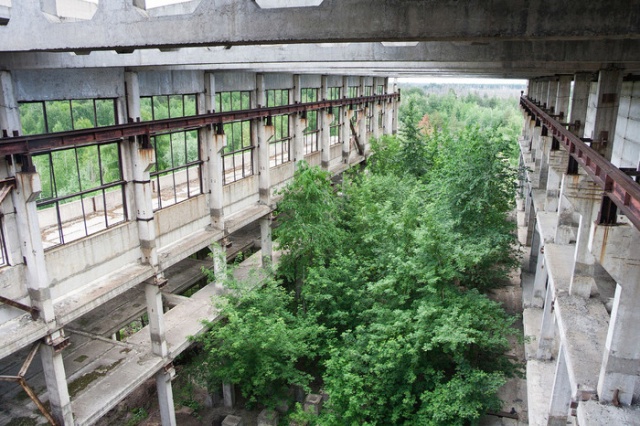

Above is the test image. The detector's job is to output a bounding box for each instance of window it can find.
[348,86,359,98]
[301,88,319,154]
[266,89,291,167]
[19,98,117,135]
[141,94,202,209]
[216,91,253,184]
[364,86,373,96]
[376,85,385,95]
[328,87,342,146]
[33,142,126,248]
[364,86,374,131]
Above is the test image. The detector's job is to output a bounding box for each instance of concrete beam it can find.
[2,1,640,53]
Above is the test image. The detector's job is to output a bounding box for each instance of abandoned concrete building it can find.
[0,1,639,425]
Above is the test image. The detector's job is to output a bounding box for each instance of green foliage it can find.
[124,407,148,426]
[288,403,320,426]
[194,276,323,409]
[274,161,344,298]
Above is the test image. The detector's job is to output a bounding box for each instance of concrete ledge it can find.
[54,263,154,327]
[526,359,556,425]
[554,293,609,399]
[225,204,272,235]
[577,399,640,425]
[158,227,224,271]
[544,243,575,294]
[531,189,547,213]
[0,313,48,361]
[536,211,558,244]
[523,308,542,360]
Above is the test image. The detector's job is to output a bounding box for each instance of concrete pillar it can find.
[155,368,177,426]
[210,242,227,286]
[539,79,549,108]
[256,74,272,204]
[531,243,547,308]
[260,215,272,267]
[546,78,558,114]
[145,280,168,357]
[372,102,382,140]
[341,76,350,163]
[223,382,235,408]
[529,123,543,189]
[125,72,158,268]
[40,342,74,425]
[591,223,640,405]
[536,280,556,360]
[204,72,225,230]
[569,72,592,138]
[358,107,367,155]
[320,75,331,169]
[547,345,572,425]
[561,173,601,298]
[292,75,305,166]
[0,71,21,135]
[391,82,399,135]
[544,147,570,212]
[591,68,623,160]
[555,75,572,120]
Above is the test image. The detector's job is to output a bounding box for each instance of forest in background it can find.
[192,86,525,425]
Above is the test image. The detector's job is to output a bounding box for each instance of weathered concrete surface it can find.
[577,399,640,425]
[526,359,555,425]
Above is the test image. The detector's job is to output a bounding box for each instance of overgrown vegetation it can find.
[195,86,523,424]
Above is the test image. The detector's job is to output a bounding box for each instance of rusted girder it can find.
[0,94,399,156]
[521,96,640,231]
[0,343,58,425]
[0,295,39,320]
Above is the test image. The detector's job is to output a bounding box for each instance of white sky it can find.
[397,77,527,86]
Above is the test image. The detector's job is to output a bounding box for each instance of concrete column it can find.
[531,243,547,308]
[292,75,305,166]
[125,72,158,268]
[591,223,640,405]
[320,76,331,169]
[0,71,21,136]
[341,76,350,163]
[40,342,74,425]
[145,280,168,357]
[547,345,572,425]
[204,72,224,230]
[569,72,592,138]
[256,74,272,204]
[156,368,177,426]
[223,382,235,408]
[260,215,272,267]
[546,78,558,114]
[529,123,543,189]
[555,75,572,120]
[591,68,623,160]
[358,107,367,155]
[372,102,382,140]
[545,147,570,212]
[391,82,399,135]
[561,173,601,298]
[536,280,556,360]
[210,242,227,286]
[539,79,549,108]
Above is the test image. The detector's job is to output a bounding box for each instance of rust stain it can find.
[599,225,610,265]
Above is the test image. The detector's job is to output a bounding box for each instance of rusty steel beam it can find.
[521,96,640,231]
[0,295,39,320]
[0,94,398,157]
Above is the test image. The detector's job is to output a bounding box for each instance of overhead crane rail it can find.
[0,93,399,157]
[520,96,640,231]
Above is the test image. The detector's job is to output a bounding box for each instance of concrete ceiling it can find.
[1,0,640,79]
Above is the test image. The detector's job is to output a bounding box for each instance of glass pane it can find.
[242,121,251,148]
[140,97,153,121]
[33,154,54,200]
[19,103,46,135]
[169,95,184,118]
[171,132,186,167]
[52,149,80,197]
[38,204,62,248]
[77,145,100,190]
[45,100,73,133]
[222,123,234,154]
[184,94,197,116]
[186,130,199,163]
[221,92,231,113]
[214,93,221,112]
[100,143,121,183]
[71,99,96,130]
[96,99,116,127]
[155,134,172,171]
[242,92,250,109]
[104,186,126,227]
[153,96,169,120]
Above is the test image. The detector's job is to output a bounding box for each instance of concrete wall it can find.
[611,80,640,168]
[13,68,125,100]
[583,81,598,140]
[138,70,204,96]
